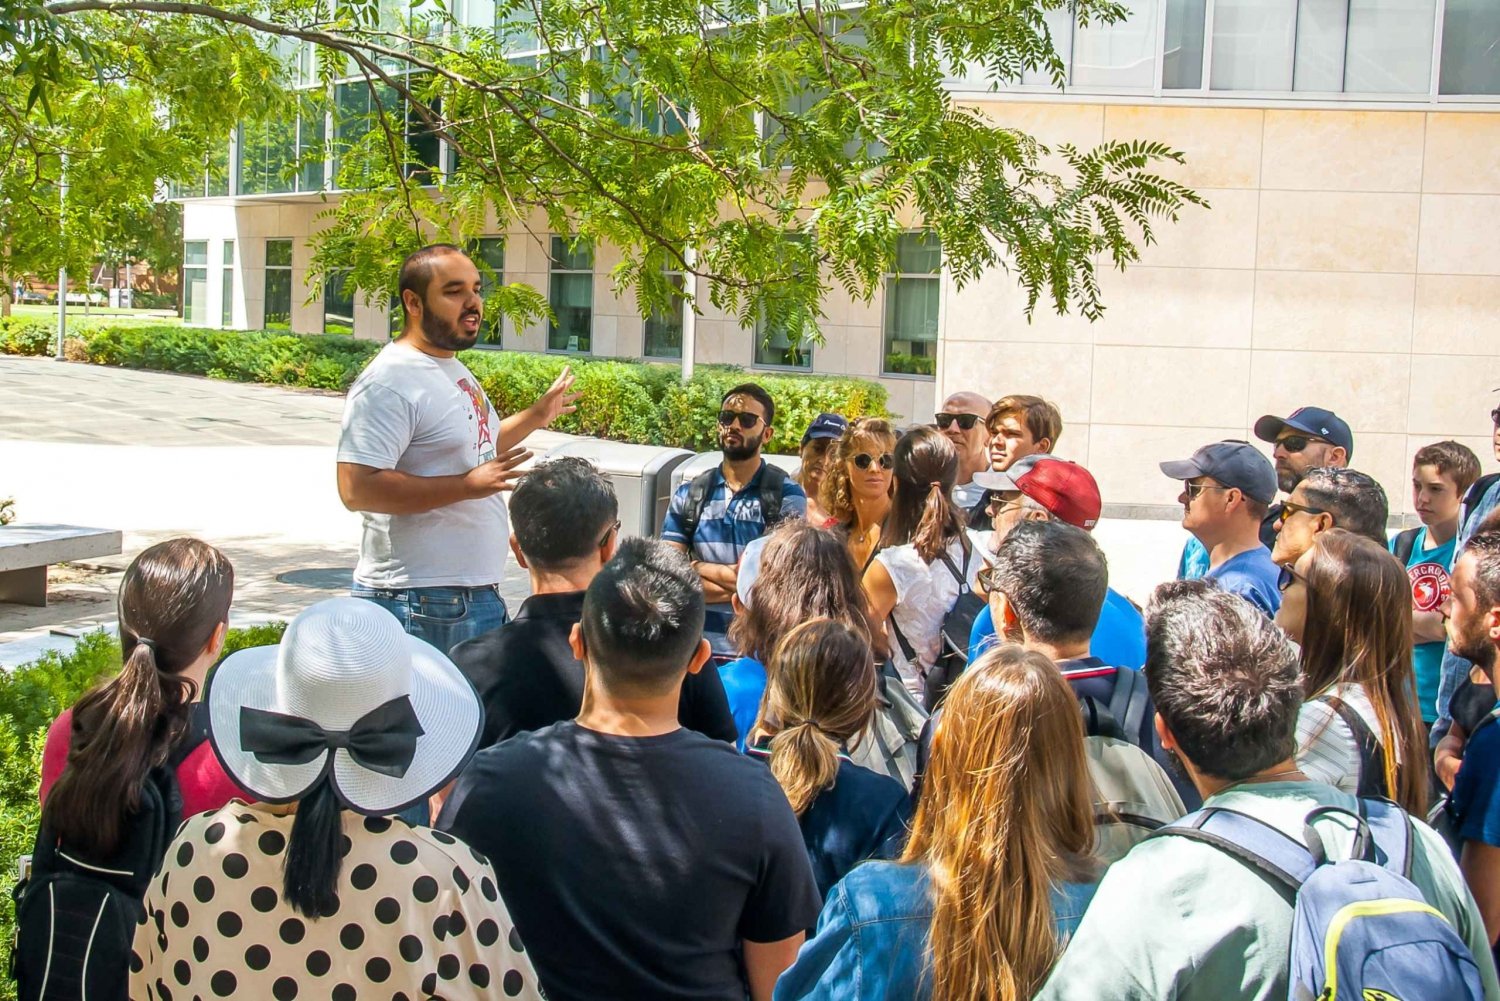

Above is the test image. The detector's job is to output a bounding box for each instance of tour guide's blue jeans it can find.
[351,584,508,826]
[351,583,509,658]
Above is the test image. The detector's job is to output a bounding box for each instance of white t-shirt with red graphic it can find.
[338,342,507,588]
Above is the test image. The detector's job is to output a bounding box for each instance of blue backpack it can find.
[1152,798,1484,1001]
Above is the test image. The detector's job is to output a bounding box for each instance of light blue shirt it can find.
[1439,477,1500,723]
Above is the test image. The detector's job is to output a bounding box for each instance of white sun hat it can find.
[205,596,483,816]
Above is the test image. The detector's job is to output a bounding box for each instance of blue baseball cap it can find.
[1253,407,1353,459]
[801,412,848,446]
[1160,440,1278,506]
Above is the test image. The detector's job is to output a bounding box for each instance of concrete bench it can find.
[0,524,123,606]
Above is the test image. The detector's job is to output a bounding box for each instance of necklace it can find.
[1236,767,1307,786]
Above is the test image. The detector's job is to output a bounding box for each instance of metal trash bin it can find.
[671,452,802,490]
[540,440,693,538]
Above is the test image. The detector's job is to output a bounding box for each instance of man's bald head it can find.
[939,391,993,484]
[943,391,991,417]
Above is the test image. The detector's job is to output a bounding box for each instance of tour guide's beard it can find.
[422,307,481,352]
[720,430,762,462]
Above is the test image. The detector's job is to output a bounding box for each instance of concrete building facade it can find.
[180,1,1500,514]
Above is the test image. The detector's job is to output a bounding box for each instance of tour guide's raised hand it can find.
[464,445,533,499]
[531,366,582,426]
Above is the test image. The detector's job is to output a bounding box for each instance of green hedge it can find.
[0,623,286,997]
[2,322,893,452]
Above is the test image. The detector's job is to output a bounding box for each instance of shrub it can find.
[0,622,287,992]
[883,352,936,376]
[0,318,53,357]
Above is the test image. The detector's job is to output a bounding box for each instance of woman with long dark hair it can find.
[862,426,983,698]
[132,596,539,998]
[820,417,897,571]
[1276,527,1428,814]
[776,645,1101,1000]
[748,619,911,900]
[41,537,239,856]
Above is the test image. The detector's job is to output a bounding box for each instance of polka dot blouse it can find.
[131,801,540,1001]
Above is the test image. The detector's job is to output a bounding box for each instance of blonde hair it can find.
[902,644,1097,1001]
[755,619,877,815]
[819,417,896,527]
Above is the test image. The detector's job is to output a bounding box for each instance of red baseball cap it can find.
[975,456,1102,530]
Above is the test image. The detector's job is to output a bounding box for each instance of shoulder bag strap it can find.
[1392,527,1422,566]
[1150,807,1317,898]
[1321,695,1387,798]
[681,469,716,542]
[758,463,786,528]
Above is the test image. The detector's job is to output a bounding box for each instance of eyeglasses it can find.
[985,495,1024,518]
[1277,500,1327,524]
[935,413,981,431]
[851,452,894,471]
[598,519,621,548]
[1277,563,1307,593]
[1183,481,1229,500]
[718,410,764,430]
[1275,434,1329,454]
[976,564,1003,594]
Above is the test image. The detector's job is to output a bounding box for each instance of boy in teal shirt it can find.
[1393,441,1481,726]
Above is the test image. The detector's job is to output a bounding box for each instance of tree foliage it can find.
[4,0,1207,342]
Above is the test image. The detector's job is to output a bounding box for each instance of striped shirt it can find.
[1296,682,1385,795]
[661,461,807,565]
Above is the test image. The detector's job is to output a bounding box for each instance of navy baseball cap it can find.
[1160,440,1278,505]
[1253,407,1353,458]
[801,412,848,446]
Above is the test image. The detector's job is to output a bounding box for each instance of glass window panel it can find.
[643,272,685,359]
[1071,0,1159,89]
[184,241,209,267]
[754,312,812,368]
[299,109,327,192]
[264,251,293,332]
[894,232,941,274]
[471,237,505,345]
[184,266,210,326]
[221,241,235,328]
[1342,0,1434,93]
[1163,0,1207,88]
[265,238,293,268]
[549,274,593,352]
[550,236,594,271]
[1292,0,1346,92]
[324,271,355,336]
[1022,6,1075,86]
[1211,0,1296,90]
[1440,0,1500,94]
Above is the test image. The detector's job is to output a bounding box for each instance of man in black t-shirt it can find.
[438,537,821,1001]
[448,457,735,747]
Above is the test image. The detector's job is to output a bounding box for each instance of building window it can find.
[882,232,940,378]
[333,79,441,188]
[471,237,505,346]
[754,234,814,369]
[1441,1,1500,95]
[222,241,235,328]
[184,241,210,327]
[549,237,593,353]
[643,270,685,360]
[324,271,355,336]
[264,239,293,331]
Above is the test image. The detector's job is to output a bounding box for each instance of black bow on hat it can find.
[239,696,426,779]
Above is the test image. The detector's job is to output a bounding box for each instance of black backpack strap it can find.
[758,463,787,528]
[1320,695,1387,799]
[1105,667,1151,749]
[1392,527,1422,567]
[679,469,717,544]
[887,614,918,667]
[1149,807,1317,899]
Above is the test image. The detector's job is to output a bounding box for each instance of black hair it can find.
[722,382,775,429]
[397,243,465,319]
[1144,580,1303,781]
[510,457,619,570]
[283,778,343,918]
[988,520,1107,644]
[581,537,706,693]
[1299,467,1389,547]
[878,425,966,564]
[1468,529,1500,614]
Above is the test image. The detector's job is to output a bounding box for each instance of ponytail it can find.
[43,640,195,857]
[912,480,958,564]
[283,777,345,918]
[880,426,964,563]
[769,721,842,816]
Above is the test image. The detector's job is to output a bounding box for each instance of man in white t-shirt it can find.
[337,243,581,655]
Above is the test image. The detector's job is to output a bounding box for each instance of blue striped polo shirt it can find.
[661,461,807,565]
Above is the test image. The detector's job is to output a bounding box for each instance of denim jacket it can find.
[773,859,1098,1000]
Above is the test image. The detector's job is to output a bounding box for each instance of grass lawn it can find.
[8,304,183,328]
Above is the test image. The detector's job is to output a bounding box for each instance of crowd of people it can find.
[15,243,1500,1001]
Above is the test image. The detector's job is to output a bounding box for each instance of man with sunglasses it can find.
[662,383,807,610]
[1162,440,1283,616]
[1177,407,1354,580]
[935,391,992,512]
[451,457,736,748]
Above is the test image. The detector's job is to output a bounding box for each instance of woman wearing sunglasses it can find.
[862,426,985,700]
[1275,528,1427,814]
[820,417,898,572]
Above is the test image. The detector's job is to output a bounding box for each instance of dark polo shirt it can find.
[450,589,738,747]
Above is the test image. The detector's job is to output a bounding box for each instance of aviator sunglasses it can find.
[935,413,981,431]
[718,410,764,430]
[851,452,895,471]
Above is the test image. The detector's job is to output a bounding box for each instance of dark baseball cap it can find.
[1253,407,1353,458]
[1160,440,1278,505]
[974,456,1101,530]
[800,412,848,446]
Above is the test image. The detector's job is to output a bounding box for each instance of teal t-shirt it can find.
[1391,526,1457,724]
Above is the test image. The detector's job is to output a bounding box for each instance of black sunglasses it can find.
[1276,434,1329,454]
[1277,500,1327,524]
[852,452,894,471]
[718,410,764,430]
[1277,563,1307,593]
[935,413,981,431]
[598,519,621,548]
